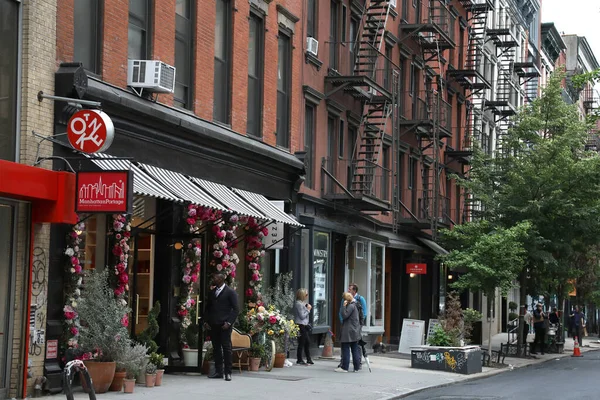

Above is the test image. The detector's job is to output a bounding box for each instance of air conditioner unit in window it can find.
[355,241,366,259]
[389,0,397,8]
[127,60,176,94]
[306,37,319,57]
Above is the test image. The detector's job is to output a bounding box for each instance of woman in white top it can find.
[293,288,313,365]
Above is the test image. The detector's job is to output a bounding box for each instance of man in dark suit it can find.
[205,273,239,381]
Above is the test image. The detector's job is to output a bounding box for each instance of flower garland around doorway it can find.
[210,214,241,288]
[62,217,85,358]
[244,217,268,304]
[108,214,132,304]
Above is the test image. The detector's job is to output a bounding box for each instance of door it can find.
[0,203,15,400]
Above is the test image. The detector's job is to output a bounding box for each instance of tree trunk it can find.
[517,270,528,354]
[488,315,493,360]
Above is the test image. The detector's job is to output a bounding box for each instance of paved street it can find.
[404,350,600,400]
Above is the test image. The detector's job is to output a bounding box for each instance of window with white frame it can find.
[347,239,385,331]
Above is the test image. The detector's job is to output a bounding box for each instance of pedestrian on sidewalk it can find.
[522,305,532,345]
[205,273,239,381]
[293,288,314,365]
[531,303,546,355]
[338,283,367,368]
[570,306,584,347]
[336,292,362,373]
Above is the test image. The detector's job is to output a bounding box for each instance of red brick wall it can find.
[55,0,304,153]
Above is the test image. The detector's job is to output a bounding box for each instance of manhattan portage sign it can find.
[67,109,115,153]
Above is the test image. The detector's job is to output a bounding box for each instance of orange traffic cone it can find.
[572,336,583,357]
[320,331,335,359]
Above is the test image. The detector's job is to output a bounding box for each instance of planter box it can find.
[411,346,482,375]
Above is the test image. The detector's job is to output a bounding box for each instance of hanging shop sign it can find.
[406,263,427,275]
[75,170,133,213]
[264,200,285,250]
[67,109,115,153]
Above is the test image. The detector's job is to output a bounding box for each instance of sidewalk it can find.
[61,339,599,400]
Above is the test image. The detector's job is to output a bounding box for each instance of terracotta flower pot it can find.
[109,370,127,391]
[123,378,136,394]
[274,353,286,368]
[201,360,211,375]
[145,373,156,387]
[249,357,261,371]
[83,360,116,394]
[155,369,165,386]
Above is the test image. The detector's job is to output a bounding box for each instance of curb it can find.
[383,348,599,400]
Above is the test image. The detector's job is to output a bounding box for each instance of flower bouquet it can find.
[247,305,299,353]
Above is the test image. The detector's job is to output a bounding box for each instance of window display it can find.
[313,231,330,326]
[370,244,384,327]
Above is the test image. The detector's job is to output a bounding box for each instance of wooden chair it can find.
[231,328,252,373]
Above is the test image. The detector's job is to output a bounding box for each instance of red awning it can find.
[0,160,77,224]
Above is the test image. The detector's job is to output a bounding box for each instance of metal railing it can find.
[322,157,391,202]
[400,91,451,132]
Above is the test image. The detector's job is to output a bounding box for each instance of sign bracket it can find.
[37,91,102,108]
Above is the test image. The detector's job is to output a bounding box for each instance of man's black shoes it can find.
[208,372,223,379]
[225,374,232,381]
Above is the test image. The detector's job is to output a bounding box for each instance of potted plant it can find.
[248,343,265,371]
[201,341,213,375]
[76,270,132,393]
[182,306,200,366]
[246,305,299,368]
[136,301,160,384]
[412,293,482,375]
[145,363,157,387]
[122,343,147,394]
[149,352,165,386]
[109,362,127,392]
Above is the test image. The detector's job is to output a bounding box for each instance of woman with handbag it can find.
[293,288,314,365]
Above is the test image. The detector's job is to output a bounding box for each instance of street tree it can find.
[439,220,531,358]
[455,70,600,315]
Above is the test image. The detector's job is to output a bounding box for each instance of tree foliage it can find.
[450,71,600,302]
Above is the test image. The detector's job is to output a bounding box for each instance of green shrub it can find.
[509,301,518,312]
[138,301,160,354]
[427,325,453,347]
[149,352,165,369]
[509,312,519,322]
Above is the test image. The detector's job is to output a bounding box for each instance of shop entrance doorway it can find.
[0,202,16,400]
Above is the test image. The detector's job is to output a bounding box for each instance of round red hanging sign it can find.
[66,109,115,154]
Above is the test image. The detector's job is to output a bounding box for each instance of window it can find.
[304,105,315,189]
[307,0,316,38]
[313,231,330,326]
[397,152,404,201]
[409,63,417,95]
[247,12,264,137]
[349,17,359,73]
[402,0,408,21]
[74,0,100,73]
[175,0,193,109]
[384,45,392,90]
[370,244,385,327]
[128,0,149,60]
[382,146,389,200]
[341,4,347,43]
[214,0,231,123]
[338,120,345,158]
[329,1,338,70]
[408,158,415,189]
[276,32,291,148]
[0,0,19,161]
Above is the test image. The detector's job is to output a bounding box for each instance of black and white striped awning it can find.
[190,177,265,220]
[233,189,303,227]
[89,154,183,202]
[140,164,228,212]
[86,154,303,227]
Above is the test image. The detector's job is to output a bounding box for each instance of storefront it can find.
[45,63,305,380]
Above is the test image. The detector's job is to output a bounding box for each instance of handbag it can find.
[305,324,313,334]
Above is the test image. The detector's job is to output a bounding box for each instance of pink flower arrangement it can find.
[109,214,131,300]
[121,314,129,328]
[63,218,85,355]
[244,217,266,300]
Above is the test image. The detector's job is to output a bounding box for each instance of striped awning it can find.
[190,177,266,220]
[140,164,228,212]
[232,188,303,227]
[89,154,183,202]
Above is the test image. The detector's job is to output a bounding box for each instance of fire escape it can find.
[583,88,600,151]
[448,0,494,163]
[484,6,520,156]
[446,0,494,224]
[322,0,397,212]
[398,0,455,239]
